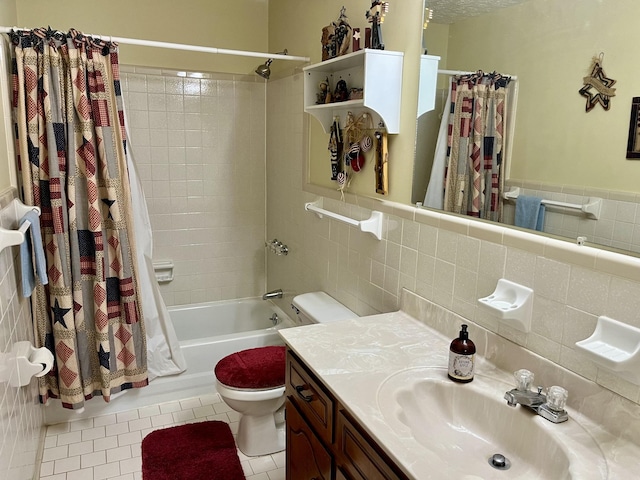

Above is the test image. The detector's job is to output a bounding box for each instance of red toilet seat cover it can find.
[214,346,286,389]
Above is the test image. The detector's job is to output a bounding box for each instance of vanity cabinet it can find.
[303,49,404,134]
[286,349,410,480]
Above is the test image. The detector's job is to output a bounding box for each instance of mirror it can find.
[413,0,640,256]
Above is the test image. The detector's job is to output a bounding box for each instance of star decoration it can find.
[98,344,110,370]
[353,30,361,41]
[51,298,71,329]
[578,58,616,112]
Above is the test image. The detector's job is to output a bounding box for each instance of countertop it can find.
[279,310,640,479]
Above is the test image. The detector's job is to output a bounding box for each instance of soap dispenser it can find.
[448,324,476,383]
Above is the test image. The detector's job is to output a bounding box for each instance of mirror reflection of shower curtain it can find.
[123,112,186,381]
[423,83,453,210]
[424,74,513,222]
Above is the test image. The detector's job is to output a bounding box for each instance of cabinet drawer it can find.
[286,398,332,480]
[286,350,334,445]
[337,410,408,480]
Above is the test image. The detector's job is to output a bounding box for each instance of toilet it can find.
[213,291,357,456]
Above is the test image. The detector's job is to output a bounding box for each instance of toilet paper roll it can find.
[31,347,54,377]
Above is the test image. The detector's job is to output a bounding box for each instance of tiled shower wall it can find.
[0,189,45,480]
[121,67,267,306]
[266,74,640,407]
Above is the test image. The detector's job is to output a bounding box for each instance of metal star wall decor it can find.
[578,54,616,112]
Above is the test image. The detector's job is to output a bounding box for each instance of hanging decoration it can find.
[578,53,616,112]
[321,6,353,61]
[328,117,344,180]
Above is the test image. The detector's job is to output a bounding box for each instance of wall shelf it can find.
[303,49,404,134]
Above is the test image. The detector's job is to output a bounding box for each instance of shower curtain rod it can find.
[438,68,518,81]
[0,26,310,62]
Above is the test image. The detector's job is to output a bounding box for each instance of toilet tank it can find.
[290,292,357,325]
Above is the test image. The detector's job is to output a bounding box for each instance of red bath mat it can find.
[142,421,245,480]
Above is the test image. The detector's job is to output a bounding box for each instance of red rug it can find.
[142,421,245,480]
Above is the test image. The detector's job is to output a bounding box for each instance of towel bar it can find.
[503,187,602,220]
[304,200,383,240]
[0,198,41,253]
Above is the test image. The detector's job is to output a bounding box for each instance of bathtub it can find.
[44,298,295,425]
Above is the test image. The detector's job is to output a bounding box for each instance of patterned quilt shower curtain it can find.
[10,28,148,409]
[442,72,511,222]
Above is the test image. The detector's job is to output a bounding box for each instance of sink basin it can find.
[376,367,608,479]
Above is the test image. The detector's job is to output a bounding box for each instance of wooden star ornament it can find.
[579,55,616,112]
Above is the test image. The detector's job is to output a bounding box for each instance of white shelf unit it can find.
[417,54,441,117]
[303,49,404,134]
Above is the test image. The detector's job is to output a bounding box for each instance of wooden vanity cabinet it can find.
[286,349,410,480]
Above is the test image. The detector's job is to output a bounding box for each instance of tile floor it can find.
[38,393,285,480]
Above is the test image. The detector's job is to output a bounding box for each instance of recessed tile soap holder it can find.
[477,279,533,333]
[575,316,640,384]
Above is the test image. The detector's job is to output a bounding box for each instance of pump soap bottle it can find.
[448,324,476,383]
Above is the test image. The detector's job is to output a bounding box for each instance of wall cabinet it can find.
[286,349,409,480]
[303,49,404,134]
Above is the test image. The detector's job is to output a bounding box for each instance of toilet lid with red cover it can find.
[214,346,286,389]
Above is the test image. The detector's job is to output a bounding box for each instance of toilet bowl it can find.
[213,292,357,456]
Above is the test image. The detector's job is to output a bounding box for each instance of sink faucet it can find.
[262,289,283,300]
[504,369,568,424]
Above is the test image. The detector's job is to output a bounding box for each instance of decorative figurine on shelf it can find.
[333,79,349,102]
[316,77,330,104]
[365,1,388,50]
[321,6,353,61]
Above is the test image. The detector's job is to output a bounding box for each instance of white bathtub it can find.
[45,298,295,425]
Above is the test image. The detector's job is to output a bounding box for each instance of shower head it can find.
[255,49,288,80]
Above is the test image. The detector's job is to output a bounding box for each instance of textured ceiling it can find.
[427,0,531,24]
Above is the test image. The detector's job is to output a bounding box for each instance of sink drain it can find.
[488,453,511,471]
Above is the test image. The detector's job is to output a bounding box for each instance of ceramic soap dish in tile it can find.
[477,279,533,333]
[575,316,640,384]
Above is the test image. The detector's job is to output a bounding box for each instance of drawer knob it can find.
[295,384,313,402]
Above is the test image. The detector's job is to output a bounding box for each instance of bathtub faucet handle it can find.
[262,289,284,300]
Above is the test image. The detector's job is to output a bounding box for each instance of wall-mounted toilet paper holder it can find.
[0,341,54,387]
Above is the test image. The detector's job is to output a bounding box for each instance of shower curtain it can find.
[9,28,183,409]
[425,72,511,222]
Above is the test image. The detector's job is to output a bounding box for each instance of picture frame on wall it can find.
[626,97,640,159]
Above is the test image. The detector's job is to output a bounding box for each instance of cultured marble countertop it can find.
[279,311,640,480]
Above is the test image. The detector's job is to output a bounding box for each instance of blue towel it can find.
[515,195,546,232]
[20,210,48,297]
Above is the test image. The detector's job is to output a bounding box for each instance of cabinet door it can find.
[337,410,408,480]
[286,398,333,480]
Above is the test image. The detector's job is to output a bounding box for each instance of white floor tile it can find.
[53,455,81,474]
[93,414,117,427]
[249,456,278,474]
[68,440,94,457]
[107,445,132,464]
[81,425,106,441]
[93,461,121,480]
[106,421,129,437]
[67,466,95,480]
[93,435,119,452]
[119,456,142,475]
[40,393,286,480]
[128,416,152,432]
[42,445,69,462]
[81,450,107,468]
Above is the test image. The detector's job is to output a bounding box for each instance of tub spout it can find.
[262,289,283,300]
